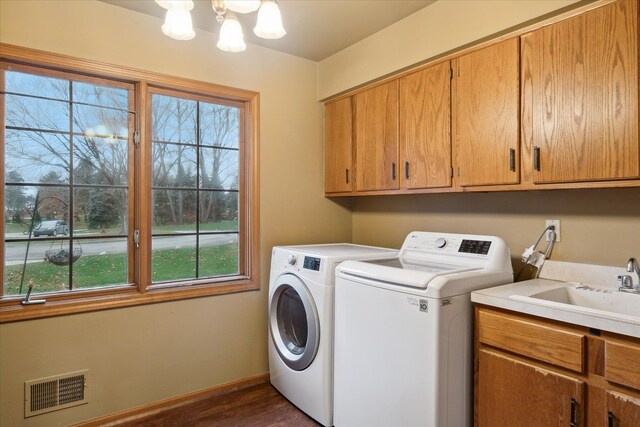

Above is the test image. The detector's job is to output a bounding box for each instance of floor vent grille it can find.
[25,370,88,417]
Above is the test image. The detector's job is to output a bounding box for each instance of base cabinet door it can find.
[605,390,640,427]
[476,348,585,427]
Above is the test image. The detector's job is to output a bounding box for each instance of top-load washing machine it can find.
[268,243,398,427]
[333,231,513,427]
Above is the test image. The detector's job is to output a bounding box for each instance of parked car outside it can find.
[33,220,69,237]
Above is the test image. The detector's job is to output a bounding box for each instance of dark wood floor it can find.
[118,383,321,427]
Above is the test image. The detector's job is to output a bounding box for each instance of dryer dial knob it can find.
[287,255,297,265]
[435,238,447,249]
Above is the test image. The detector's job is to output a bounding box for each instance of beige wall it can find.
[318,0,583,99]
[0,1,351,425]
[352,189,640,270]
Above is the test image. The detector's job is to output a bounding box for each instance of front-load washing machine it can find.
[268,243,397,426]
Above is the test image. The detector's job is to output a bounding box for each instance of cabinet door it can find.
[605,390,640,427]
[455,38,520,187]
[476,348,585,427]
[524,0,639,183]
[399,61,451,189]
[355,81,399,191]
[324,97,353,193]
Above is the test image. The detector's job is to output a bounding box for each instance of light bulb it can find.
[254,0,285,39]
[223,0,261,14]
[217,12,246,52]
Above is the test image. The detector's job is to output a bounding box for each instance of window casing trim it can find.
[0,43,260,323]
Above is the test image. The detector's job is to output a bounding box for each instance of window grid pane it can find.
[3,70,131,296]
[151,93,241,283]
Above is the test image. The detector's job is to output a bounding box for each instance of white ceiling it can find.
[100,0,436,61]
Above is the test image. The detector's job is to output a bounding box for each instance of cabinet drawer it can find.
[605,340,640,390]
[477,309,585,373]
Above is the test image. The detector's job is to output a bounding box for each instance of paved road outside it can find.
[4,233,238,265]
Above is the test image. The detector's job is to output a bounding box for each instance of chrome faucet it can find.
[627,258,640,279]
[618,258,640,293]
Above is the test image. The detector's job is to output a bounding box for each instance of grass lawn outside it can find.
[4,243,239,295]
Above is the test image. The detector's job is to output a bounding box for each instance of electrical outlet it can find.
[545,219,560,242]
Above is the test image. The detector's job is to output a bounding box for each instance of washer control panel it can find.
[303,256,321,271]
[458,239,492,255]
[404,232,498,258]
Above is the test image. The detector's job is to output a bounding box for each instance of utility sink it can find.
[510,283,640,326]
[472,261,640,338]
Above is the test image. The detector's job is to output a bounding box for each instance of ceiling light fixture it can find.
[155,0,286,53]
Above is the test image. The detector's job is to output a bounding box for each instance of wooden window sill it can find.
[0,278,259,323]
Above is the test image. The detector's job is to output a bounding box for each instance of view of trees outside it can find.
[150,93,240,282]
[3,70,241,296]
[3,70,130,295]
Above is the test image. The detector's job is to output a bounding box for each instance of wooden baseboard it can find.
[73,373,270,427]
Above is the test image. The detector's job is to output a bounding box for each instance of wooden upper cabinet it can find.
[455,38,520,187]
[399,61,452,189]
[355,81,399,191]
[324,97,353,193]
[522,0,639,183]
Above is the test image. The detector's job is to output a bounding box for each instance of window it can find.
[3,68,134,296]
[1,45,259,321]
[150,90,241,285]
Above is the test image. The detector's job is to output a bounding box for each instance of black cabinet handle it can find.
[608,411,614,427]
[345,168,349,184]
[570,398,577,427]
[534,146,541,171]
[392,162,396,181]
[509,148,516,172]
[405,161,410,179]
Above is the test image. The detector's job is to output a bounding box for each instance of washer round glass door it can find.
[269,273,320,371]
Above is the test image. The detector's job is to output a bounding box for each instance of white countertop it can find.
[471,260,640,338]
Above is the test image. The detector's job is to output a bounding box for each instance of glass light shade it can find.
[254,0,286,39]
[162,8,196,40]
[217,13,246,52]
[223,0,261,14]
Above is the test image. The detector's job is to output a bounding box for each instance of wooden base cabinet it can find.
[477,348,584,427]
[606,390,640,427]
[475,306,640,427]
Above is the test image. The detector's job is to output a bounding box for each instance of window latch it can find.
[22,283,46,305]
[133,130,140,147]
[133,230,140,248]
